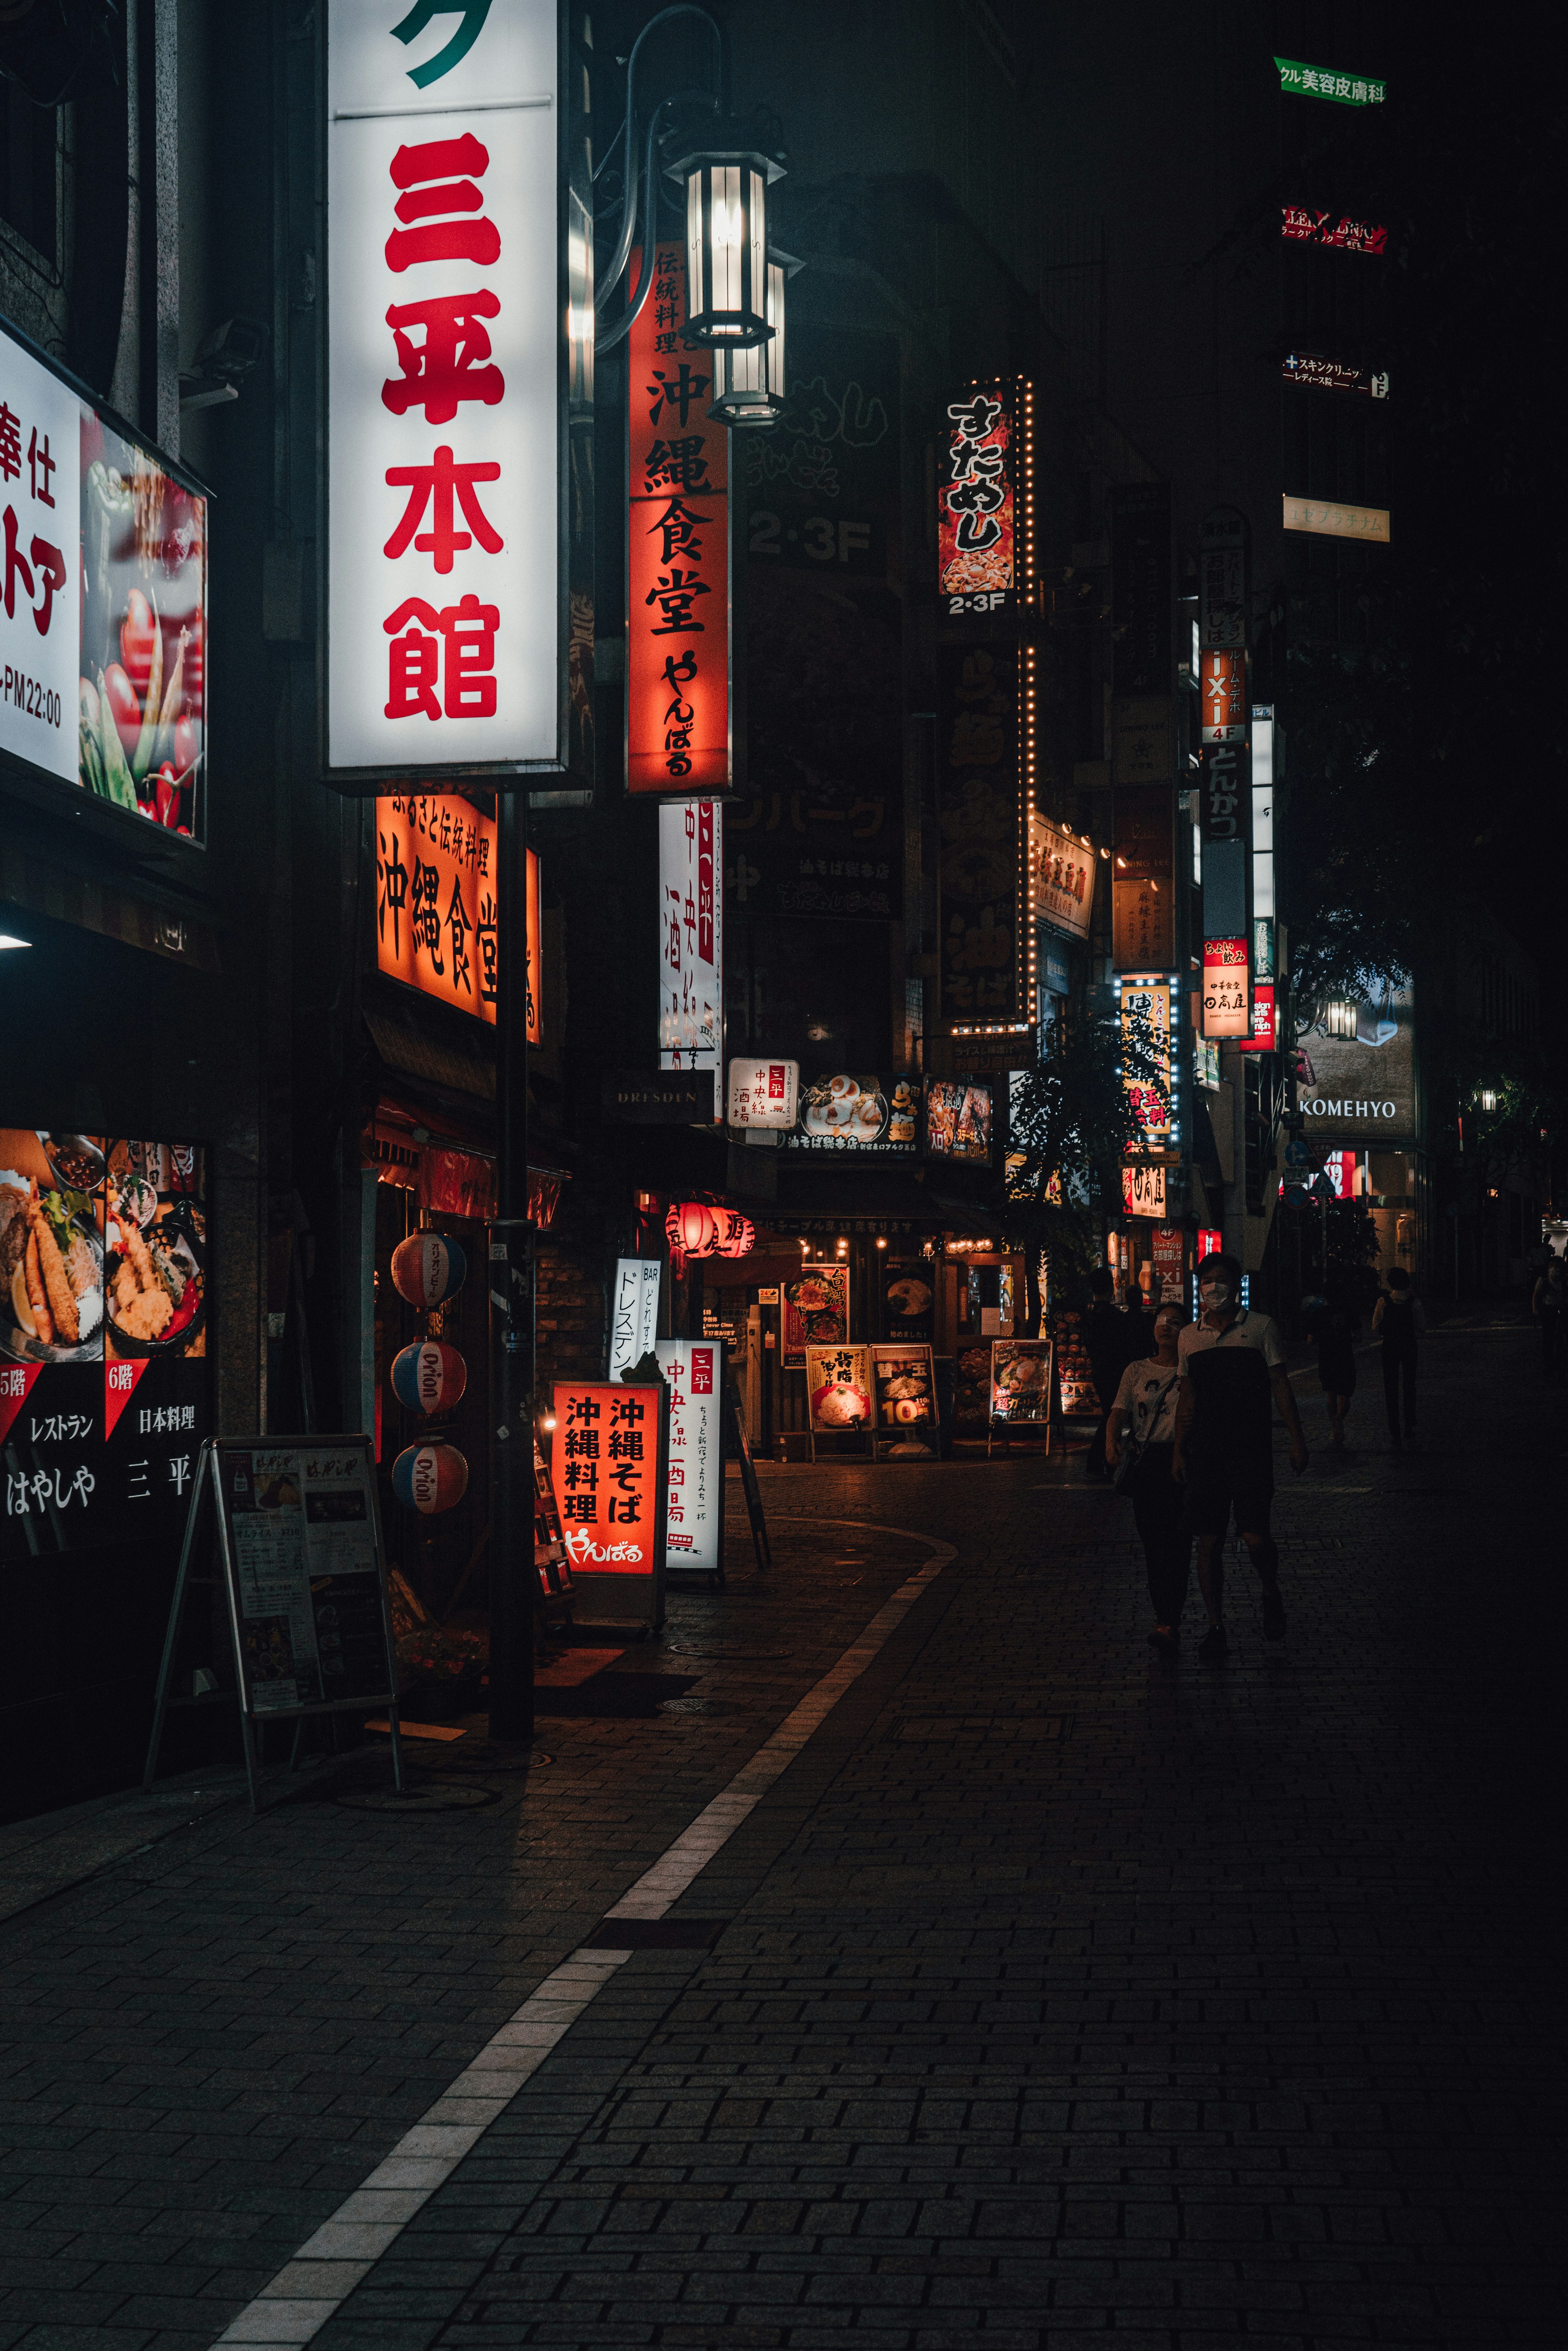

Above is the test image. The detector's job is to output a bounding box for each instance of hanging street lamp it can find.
[668,134,784,348]
[708,248,798,428]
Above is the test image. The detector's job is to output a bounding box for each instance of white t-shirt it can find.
[1112,1357,1183,1444]
[1178,1309,1287,1375]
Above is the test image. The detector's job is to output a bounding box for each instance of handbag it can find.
[1111,1370,1178,1495]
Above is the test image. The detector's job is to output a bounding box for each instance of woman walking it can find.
[1107,1301,1190,1654]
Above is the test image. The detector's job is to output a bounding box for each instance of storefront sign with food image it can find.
[990,1338,1053,1424]
[1,318,207,835]
[781,1264,849,1369]
[870,1344,936,1455]
[882,1259,934,1344]
[1,1130,209,1555]
[806,1345,873,1436]
[787,1073,918,1154]
[924,1076,992,1165]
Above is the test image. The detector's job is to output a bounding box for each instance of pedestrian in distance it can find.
[1081,1266,1147,1482]
[1371,1266,1425,1444]
[1530,1256,1567,1387]
[1316,1271,1359,1451]
[1107,1300,1191,1655]
[1172,1252,1310,1660]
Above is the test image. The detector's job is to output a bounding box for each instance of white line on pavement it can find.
[212,1524,956,2347]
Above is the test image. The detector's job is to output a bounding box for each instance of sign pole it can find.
[489,789,535,1745]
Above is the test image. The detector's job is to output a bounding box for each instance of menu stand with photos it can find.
[986,1338,1055,1456]
[805,1344,874,1463]
[870,1343,939,1460]
[144,1435,405,1813]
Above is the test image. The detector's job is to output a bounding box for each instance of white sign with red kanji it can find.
[0,330,79,785]
[327,0,559,772]
[659,799,723,1118]
[656,1339,721,1576]
[726,1058,800,1130]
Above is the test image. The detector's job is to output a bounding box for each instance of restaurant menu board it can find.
[882,1259,934,1344]
[657,1339,722,1577]
[218,1442,393,1716]
[805,1344,873,1437]
[871,1344,937,1456]
[924,1077,993,1165]
[1050,1309,1101,1418]
[785,1074,918,1154]
[552,1382,665,1629]
[1,1129,210,1558]
[991,1339,1053,1423]
[953,1344,993,1433]
[782,1264,849,1371]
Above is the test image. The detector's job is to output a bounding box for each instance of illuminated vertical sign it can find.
[1120,977,1172,1143]
[656,1338,722,1576]
[627,245,732,793]
[1238,981,1277,1052]
[658,799,723,1113]
[1203,939,1250,1038]
[1200,651,1246,742]
[524,844,542,1046]
[326,0,570,776]
[374,793,499,1024]
[938,377,1035,616]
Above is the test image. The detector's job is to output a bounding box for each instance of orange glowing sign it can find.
[551,1384,662,1576]
[1200,650,1246,744]
[627,244,731,794]
[375,794,537,1038]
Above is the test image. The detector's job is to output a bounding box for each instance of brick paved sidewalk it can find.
[0,1320,1560,2348]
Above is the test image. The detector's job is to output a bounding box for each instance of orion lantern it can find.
[708,249,798,428]
[670,134,784,349]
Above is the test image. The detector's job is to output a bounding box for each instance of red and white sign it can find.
[326,0,561,773]
[1197,1228,1223,1261]
[1200,650,1246,744]
[1281,207,1387,253]
[552,1384,661,1576]
[0,330,79,787]
[1202,938,1250,1038]
[656,1339,721,1575]
[627,244,731,793]
[1238,981,1277,1052]
[659,799,722,1117]
[727,1058,800,1130]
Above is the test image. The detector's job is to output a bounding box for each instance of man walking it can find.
[1372,1265,1426,1439]
[1172,1252,1309,1658]
[1082,1266,1147,1481]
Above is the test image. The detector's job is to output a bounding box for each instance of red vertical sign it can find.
[627,246,731,794]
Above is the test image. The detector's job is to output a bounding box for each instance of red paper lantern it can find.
[665,1201,718,1261]
[714,1209,755,1259]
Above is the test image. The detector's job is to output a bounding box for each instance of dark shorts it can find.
[1186,1471,1273,1539]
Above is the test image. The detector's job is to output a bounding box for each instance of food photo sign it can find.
[784,1074,918,1154]
[805,1345,873,1453]
[990,1338,1053,1424]
[1,316,208,839]
[1,1128,211,1559]
[781,1264,849,1371]
[870,1343,937,1459]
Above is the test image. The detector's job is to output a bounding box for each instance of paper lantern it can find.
[664,1201,718,1261]
[390,1231,467,1308]
[390,1340,468,1415]
[714,1209,755,1259]
[391,1442,469,1515]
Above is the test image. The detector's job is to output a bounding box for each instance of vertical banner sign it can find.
[608,1258,662,1378]
[1109,483,1171,695]
[1238,981,1278,1052]
[1199,740,1245,843]
[1198,507,1248,649]
[375,792,499,1023]
[938,378,1034,616]
[938,642,1029,1034]
[1121,978,1172,1143]
[656,1338,721,1576]
[1203,939,1250,1039]
[1200,651,1246,743]
[524,842,543,1045]
[326,0,564,776]
[658,799,723,1114]
[627,245,732,793]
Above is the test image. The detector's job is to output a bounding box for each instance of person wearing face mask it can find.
[1107,1301,1191,1653]
[1172,1252,1309,1658]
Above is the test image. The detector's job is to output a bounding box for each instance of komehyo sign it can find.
[627,245,733,793]
[326,0,575,780]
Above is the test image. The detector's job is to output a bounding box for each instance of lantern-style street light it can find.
[708,249,798,428]
[668,136,782,346]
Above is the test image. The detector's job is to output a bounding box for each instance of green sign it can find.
[1275,57,1386,106]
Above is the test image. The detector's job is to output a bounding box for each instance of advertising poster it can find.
[805,1344,872,1436]
[882,1259,935,1345]
[220,1442,390,1714]
[2,316,207,837]
[782,1264,849,1369]
[657,1339,721,1576]
[375,793,502,1025]
[735,322,902,923]
[938,380,1022,610]
[2,1131,210,1560]
[786,1074,918,1154]
[953,1344,992,1432]
[1297,981,1416,1144]
[1029,813,1095,943]
[871,1343,937,1454]
[551,1383,662,1578]
[1049,1308,1101,1419]
[990,1339,1053,1424]
[924,1076,993,1165]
